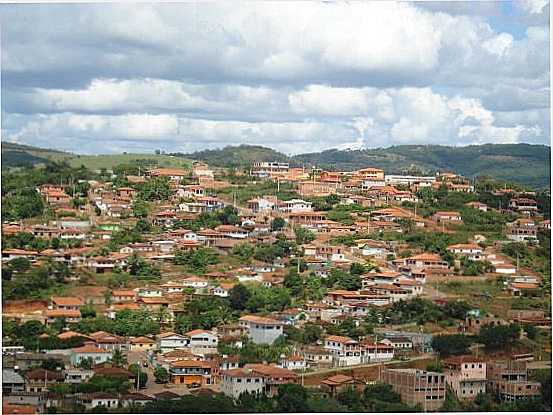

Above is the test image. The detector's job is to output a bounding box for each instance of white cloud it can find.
[0,1,549,153]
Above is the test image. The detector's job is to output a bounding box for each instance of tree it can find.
[284,269,303,297]
[154,367,169,384]
[138,177,172,201]
[479,323,520,351]
[231,243,254,262]
[174,247,219,274]
[276,384,310,412]
[228,284,251,311]
[129,364,148,389]
[431,334,474,356]
[295,226,315,245]
[110,349,127,368]
[271,217,286,232]
[80,303,97,319]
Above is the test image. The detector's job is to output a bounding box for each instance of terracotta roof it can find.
[239,315,281,325]
[45,309,81,318]
[58,331,89,340]
[221,368,261,378]
[111,290,136,297]
[170,360,213,369]
[185,329,214,337]
[325,335,357,344]
[2,404,38,415]
[25,369,64,381]
[51,296,84,307]
[130,336,155,344]
[72,343,110,354]
[321,374,354,386]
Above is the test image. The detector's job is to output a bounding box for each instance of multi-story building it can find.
[169,360,215,386]
[220,368,265,399]
[443,356,487,400]
[239,315,284,345]
[506,219,538,243]
[250,162,290,178]
[381,368,446,411]
[487,360,541,402]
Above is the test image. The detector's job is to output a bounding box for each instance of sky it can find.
[0,0,550,155]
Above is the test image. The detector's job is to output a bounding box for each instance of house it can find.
[185,329,218,354]
[129,336,156,351]
[239,315,284,345]
[147,168,188,182]
[44,309,82,325]
[51,297,84,311]
[2,369,25,394]
[506,219,538,243]
[247,196,277,213]
[78,392,119,410]
[465,201,488,212]
[277,355,307,371]
[64,369,95,384]
[212,283,236,298]
[447,243,484,261]
[509,198,538,214]
[242,364,297,397]
[110,289,136,303]
[70,342,112,366]
[324,335,362,366]
[321,374,364,397]
[381,369,446,411]
[24,369,64,392]
[90,332,126,351]
[443,356,486,400]
[433,211,463,224]
[381,337,413,350]
[158,332,190,353]
[277,199,313,213]
[120,393,154,407]
[302,346,334,369]
[168,360,215,386]
[220,368,265,399]
[508,282,541,297]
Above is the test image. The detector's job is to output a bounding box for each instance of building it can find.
[239,315,284,345]
[433,211,463,224]
[185,329,218,354]
[506,219,538,243]
[446,243,484,261]
[250,161,290,178]
[158,332,190,353]
[509,198,538,214]
[242,364,297,397]
[129,336,156,351]
[487,360,541,401]
[220,368,265,399]
[70,343,112,366]
[168,360,214,386]
[381,369,446,411]
[443,356,486,400]
[321,374,364,397]
[2,369,25,394]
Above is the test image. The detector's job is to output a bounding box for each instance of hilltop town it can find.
[1,157,551,413]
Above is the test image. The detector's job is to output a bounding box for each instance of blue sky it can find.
[0,1,550,155]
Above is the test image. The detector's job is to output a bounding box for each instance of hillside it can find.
[182,143,550,189]
[1,142,190,171]
[2,142,550,188]
[171,145,292,168]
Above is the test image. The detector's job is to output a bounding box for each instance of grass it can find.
[67,153,191,170]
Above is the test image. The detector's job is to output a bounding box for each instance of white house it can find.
[324,335,362,366]
[278,355,307,370]
[277,199,313,213]
[185,329,218,354]
[239,315,284,345]
[220,368,265,399]
[447,244,484,261]
[70,343,112,366]
[158,332,191,353]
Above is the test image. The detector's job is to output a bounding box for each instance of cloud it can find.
[0,1,549,153]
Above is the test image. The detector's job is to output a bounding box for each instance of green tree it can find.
[154,366,169,384]
[432,334,474,356]
[271,217,286,232]
[479,323,520,351]
[228,284,251,311]
[276,384,310,412]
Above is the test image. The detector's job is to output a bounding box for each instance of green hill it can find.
[182,143,550,189]
[2,142,550,188]
[1,142,190,171]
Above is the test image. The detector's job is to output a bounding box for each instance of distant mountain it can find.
[2,141,550,188]
[183,143,550,189]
